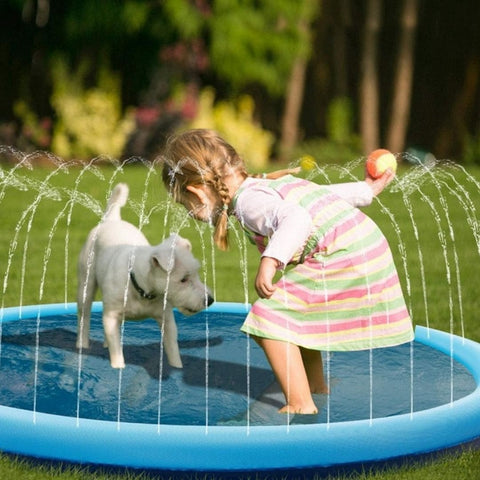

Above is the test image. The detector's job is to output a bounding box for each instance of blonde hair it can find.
[161,129,299,251]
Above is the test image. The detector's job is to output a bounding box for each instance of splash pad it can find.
[0,301,479,474]
[1,151,480,475]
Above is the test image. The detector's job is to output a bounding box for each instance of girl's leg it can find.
[300,347,329,394]
[253,336,318,414]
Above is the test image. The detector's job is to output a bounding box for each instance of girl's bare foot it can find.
[279,403,318,415]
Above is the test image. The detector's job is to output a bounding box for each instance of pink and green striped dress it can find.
[233,175,414,351]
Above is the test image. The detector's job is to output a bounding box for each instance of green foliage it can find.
[13,100,51,150]
[292,96,362,164]
[122,1,151,34]
[209,0,318,96]
[188,87,274,170]
[327,97,356,144]
[64,0,152,42]
[462,132,480,165]
[163,0,205,39]
[50,59,135,160]
[292,138,362,165]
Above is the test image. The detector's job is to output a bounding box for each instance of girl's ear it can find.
[186,184,209,205]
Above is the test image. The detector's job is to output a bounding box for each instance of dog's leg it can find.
[103,310,125,368]
[76,245,97,350]
[156,309,183,368]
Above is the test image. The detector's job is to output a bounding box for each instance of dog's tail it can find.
[104,183,129,221]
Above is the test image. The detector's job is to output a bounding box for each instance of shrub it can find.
[13,100,52,151]
[188,87,274,170]
[50,59,135,160]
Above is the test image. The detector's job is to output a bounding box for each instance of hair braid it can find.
[161,129,301,252]
[211,169,231,251]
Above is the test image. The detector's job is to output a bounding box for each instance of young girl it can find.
[162,129,414,415]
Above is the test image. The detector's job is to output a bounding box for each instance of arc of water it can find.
[312,160,417,422]
[76,228,98,426]
[33,193,83,422]
[1,169,66,310]
[228,220,253,431]
[164,191,254,430]
[0,164,32,200]
[420,163,479,405]
[438,174,480,341]
[0,148,38,202]
[152,200,198,432]
[11,165,75,421]
[393,163,449,419]
[227,220,251,311]
[115,249,138,430]
[181,218,213,432]
[417,190,456,403]
[413,164,468,339]
[137,162,158,231]
[62,159,105,305]
[16,159,108,424]
[440,170,480,255]
[156,239,175,433]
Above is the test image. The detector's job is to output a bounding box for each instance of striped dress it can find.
[234,175,414,351]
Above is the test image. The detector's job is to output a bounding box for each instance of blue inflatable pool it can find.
[0,302,479,473]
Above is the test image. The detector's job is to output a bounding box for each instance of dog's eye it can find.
[180,275,189,283]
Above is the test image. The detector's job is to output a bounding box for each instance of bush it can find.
[50,59,135,160]
[13,100,52,151]
[188,87,274,170]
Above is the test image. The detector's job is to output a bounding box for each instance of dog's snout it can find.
[207,294,214,307]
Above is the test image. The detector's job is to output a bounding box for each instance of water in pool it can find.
[0,310,475,426]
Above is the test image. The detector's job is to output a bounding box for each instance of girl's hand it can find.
[364,169,395,196]
[255,257,279,299]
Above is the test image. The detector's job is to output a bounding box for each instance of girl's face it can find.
[181,184,223,224]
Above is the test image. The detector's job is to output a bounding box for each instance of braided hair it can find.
[162,129,299,251]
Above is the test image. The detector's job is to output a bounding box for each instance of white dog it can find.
[76,183,213,369]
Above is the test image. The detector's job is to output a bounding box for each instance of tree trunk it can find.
[331,0,351,97]
[279,55,308,160]
[359,0,382,153]
[279,0,318,161]
[435,57,480,158]
[386,0,418,153]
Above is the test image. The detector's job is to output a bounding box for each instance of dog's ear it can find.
[167,233,192,251]
[151,249,175,272]
[176,236,192,251]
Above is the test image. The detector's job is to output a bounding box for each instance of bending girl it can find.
[161,129,414,414]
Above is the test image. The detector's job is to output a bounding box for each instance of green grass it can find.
[0,159,480,479]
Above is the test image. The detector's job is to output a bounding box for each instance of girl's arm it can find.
[255,256,279,298]
[326,169,395,206]
[235,187,312,267]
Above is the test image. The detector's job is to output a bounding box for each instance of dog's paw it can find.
[110,358,126,369]
[76,339,90,349]
[168,358,183,369]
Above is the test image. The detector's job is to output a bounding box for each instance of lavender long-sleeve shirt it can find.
[234,178,373,265]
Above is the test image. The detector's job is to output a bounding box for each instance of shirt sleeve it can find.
[326,181,373,207]
[235,186,313,266]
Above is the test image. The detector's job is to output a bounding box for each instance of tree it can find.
[209,0,319,157]
[279,0,319,160]
[359,0,382,153]
[386,0,418,153]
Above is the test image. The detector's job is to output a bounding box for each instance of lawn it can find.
[0,157,479,479]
